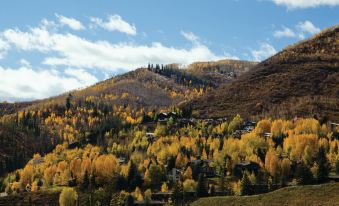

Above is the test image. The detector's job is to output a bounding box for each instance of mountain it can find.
[15,59,257,113]
[188,26,339,121]
[0,59,255,175]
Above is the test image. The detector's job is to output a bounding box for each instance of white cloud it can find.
[0,18,237,101]
[0,66,96,100]
[251,43,277,61]
[181,31,200,44]
[273,21,321,39]
[0,38,10,59]
[90,15,137,35]
[3,26,228,72]
[273,27,296,38]
[3,28,54,52]
[64,68,98,85]
[297,20,321,35]
[19,59,31,67]
[56,14,85,30]
[270,0,339,8]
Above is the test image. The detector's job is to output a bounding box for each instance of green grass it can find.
[192,183,339,206]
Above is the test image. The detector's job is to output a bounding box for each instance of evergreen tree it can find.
[240,172,252,196]
[296,162,313,185]
[316,146,329,183]
[196,174,208,197]
[81,170,89,191]
[66,94,72,110]
[209,184,216,196]
[255,170,268,194]
[336,160,339,175]
[127,161,142,191]
[219,167,225,195]
[172,181,183,205]
[125,194,134,206]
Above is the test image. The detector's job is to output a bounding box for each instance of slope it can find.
[189,26,339,121]
[192,183,339,206]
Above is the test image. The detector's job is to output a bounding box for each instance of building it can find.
[152,192,173,202]
[233,161,260,177]
[168,168,181,182]
[188,158,216,178]
[330,122,339,132]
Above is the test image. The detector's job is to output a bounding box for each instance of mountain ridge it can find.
[188,25,339,121]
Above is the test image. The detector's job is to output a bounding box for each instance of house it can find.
[232,130,246,139]
[264,132,272,138]
[157,113,168,122]
[242,121,257,131]
[134,200,166,205]
[118,157,126,165]
[168,168,181,182]
[32,157,45,166]
[0,192,7,197]
[145,132,155,143]
[330,122,339,132]
[328,175,339,182]
[25,184,32,192]
[167,112,178,119]
[68,141,81,149]
[152,192,173,202]
[189,158,216,178]
[233,161,260,177]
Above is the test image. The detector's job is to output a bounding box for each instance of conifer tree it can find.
[316,146,329,183]
[196,174,208,197]
[240,172,252,196]
[172,181,183,205]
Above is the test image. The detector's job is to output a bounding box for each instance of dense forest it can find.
[1,93,339,205]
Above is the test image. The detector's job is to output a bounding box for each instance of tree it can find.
[144,189,152,205]
[240,172,252,196]
[316,146,329,183]
[281,158,291,186]
[149,163,163,189]
[295,162,313,185]
[125,194,134,206]
[219,167,226,195]
[127,161,142,191]
[196,174,208,197]
[336,160,339,175]
[110,192,126,206]
[161,182,169,192]
[80,170,89,191]
[59,187,78,206]
[66,94,72,110]
[228,114,243,134]
[255,170,269,194]
[172,181,183,205]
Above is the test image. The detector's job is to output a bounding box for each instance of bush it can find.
[59,187,78,206]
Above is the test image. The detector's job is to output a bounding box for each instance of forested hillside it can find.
[0,59,255,176]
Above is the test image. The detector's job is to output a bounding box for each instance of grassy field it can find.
[192,183,339,206]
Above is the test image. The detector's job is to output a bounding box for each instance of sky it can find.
[0,0,338,102]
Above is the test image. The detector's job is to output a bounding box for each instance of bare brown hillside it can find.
[188,26,339,121]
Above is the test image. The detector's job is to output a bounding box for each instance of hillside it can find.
[187,59,257,85]
[0,59,255,175]
[22,59,256,113]
[188,26,339,121]
[0,102,34,117]
[192,183,339,206]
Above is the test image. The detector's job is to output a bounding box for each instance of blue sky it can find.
[0,0,338,101]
